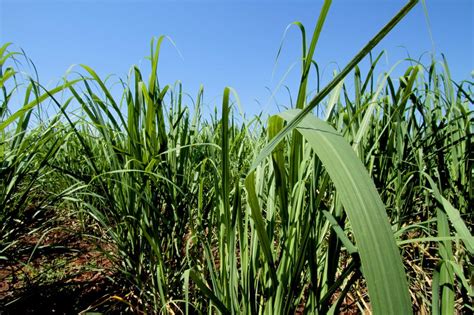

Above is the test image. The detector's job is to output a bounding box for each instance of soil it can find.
[0,213,126,314]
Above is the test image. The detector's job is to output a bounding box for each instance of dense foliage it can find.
[1,1,472,313]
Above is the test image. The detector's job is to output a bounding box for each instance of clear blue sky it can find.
[1,0,472,117]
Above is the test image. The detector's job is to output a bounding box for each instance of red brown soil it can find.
[0,215,126,314]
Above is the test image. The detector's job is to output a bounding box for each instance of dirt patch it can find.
[0,216,126,314]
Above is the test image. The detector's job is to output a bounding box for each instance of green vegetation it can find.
[1,0,472,313]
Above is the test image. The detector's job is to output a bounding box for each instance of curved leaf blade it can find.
[279,109,412,315]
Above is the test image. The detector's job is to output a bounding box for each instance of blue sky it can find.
[1,0,472,117]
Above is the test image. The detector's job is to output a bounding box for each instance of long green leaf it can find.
[424,173,474,254]
[250,0,418,171]
[279,109,412,314]
[0,79,83,131]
